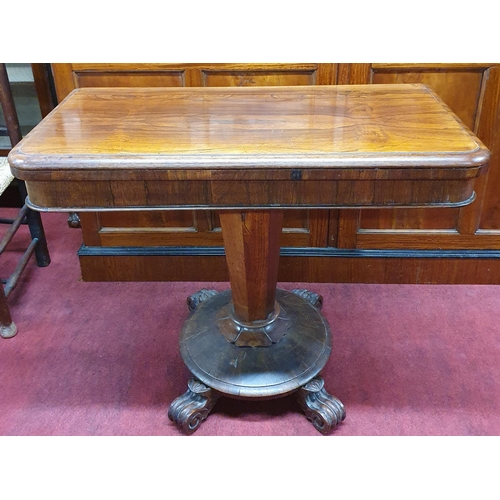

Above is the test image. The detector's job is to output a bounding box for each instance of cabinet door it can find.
[335,63,500,251]
[52,63,336,250]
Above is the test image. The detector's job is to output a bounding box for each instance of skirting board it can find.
[78,246,500,284]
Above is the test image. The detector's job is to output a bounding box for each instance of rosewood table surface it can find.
[8,85,490,434]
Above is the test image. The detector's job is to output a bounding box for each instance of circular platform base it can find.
[179,289,332,399]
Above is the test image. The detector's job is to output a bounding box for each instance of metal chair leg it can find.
[18,181,50,267]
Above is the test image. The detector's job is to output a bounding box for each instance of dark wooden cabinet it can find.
[50,63,500,284]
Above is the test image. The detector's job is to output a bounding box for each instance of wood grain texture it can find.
[14,67,500,285]
[372,69,483,130]
[9,85,489,214]
[343,63,500,254]
[31,64,56,118]
[86,209,318,248]
[202,70,316,87]
[76,71,184,88]
[177,289,331,398]
[219,211,283,321]
[51,63,333,100]
[50,63,77,102]
[23,178,477,210]
[77,251,500,285]
[367,65,485,234]
[46,65,496,277]
[10,85,487,174]
[475,67,500,230]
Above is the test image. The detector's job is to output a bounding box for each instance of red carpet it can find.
[0,211,499,436]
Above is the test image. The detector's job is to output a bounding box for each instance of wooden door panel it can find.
[283,209,310,231]
[477,69,500,230]
[92,212,322,248]
[360,207,459,230]
[75,71,185,88]
[211,209,326,247]
[372,69,483,130]
[98,210,194,228]
[355,64,492,243]
[202,69,317,87]
[94,209,222,247]
[480,202,500,230]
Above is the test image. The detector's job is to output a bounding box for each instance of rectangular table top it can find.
[7,85,490,211]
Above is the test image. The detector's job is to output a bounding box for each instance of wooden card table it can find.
[8,85,489,434]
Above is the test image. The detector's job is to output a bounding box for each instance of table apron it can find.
[24,178,476,212]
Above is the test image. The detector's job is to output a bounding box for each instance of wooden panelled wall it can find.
[50,63,500,284]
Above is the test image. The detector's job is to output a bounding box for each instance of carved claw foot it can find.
[296,377,345,435]
[168,378,220,434]
[187,289,219,313]
[291,289,323,310]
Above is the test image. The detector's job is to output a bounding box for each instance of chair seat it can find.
[0,157,14,196]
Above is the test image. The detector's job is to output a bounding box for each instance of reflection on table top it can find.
[9,84,489,177]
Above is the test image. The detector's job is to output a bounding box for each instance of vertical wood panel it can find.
[338,63,372,85]
[474,67,500,230]
[308,210,330,247]
[184,68,203,87]
[336,210,360,249]
[31,64,56,117]
[316,64,337,85]
[352,64,494,246]
[350,64,372,84]
[335,66,371,247]
[51,63,78,101]
[337,64,350,85]
[78,212,102,246]
[372,69,483,130]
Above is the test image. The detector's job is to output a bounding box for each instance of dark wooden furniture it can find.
[9,85,489,433]
[49,63,500,285]
[0,64,50,339]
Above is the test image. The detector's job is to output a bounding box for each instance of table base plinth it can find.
[168,288,345,434]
